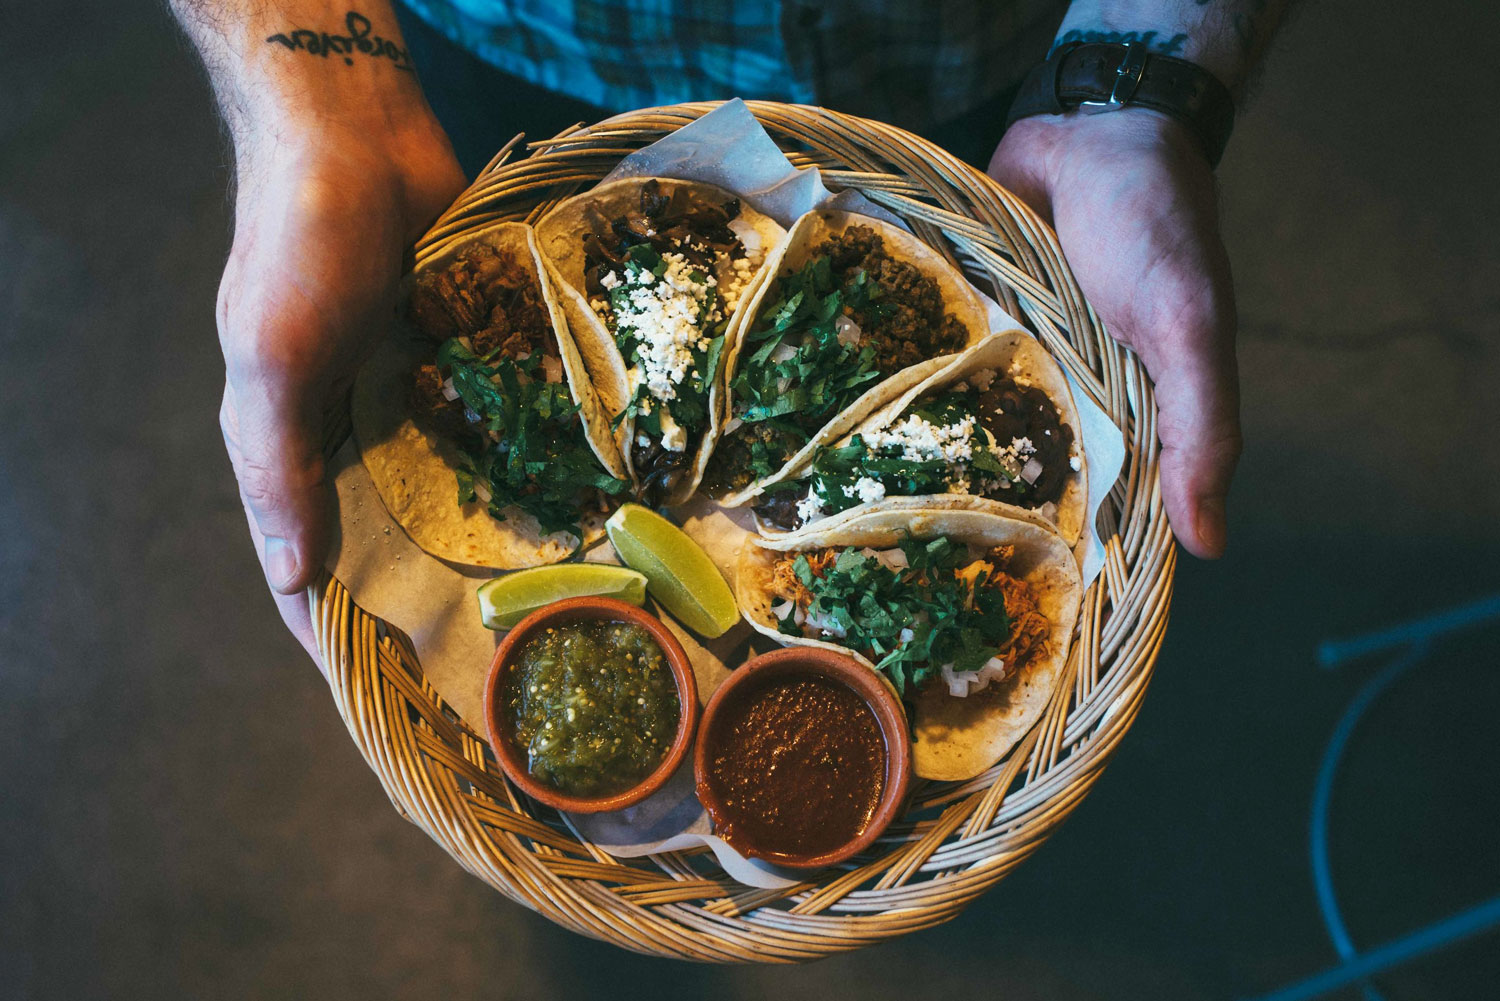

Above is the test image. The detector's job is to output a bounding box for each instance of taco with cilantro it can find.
[735,506,1082,781]
[352,223,630,569]
[751,330,1088,545]
[535,178,786,507]
[703,209,989,508]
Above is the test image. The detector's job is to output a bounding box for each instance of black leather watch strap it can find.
[1005,42,1236,167]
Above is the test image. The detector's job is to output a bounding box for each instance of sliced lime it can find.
[477,563,648,630]
[605,504,738,639]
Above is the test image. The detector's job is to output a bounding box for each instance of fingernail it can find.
[264,536,300,592]
[1195,497,1227,556]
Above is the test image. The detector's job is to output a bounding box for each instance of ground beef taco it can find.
[352,223,629,569]
[750,330,1088,545]
[535,178,786,507]
[703,209,989,508]
[735,506,1082,781]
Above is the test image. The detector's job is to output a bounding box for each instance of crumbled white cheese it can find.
[1069,453,1082,471]
[862,413,977,464]
[795,489,825,524]
[840,476,887,504]
[604,250,722,404]
[969,368,996,391]
[659,409,687,452]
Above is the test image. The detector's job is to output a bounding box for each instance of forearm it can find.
[1053,0,1292,96]
[168,1,438,164]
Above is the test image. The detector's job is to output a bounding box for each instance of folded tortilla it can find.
[535,178,786,507]
[736,505,1082,781]
[760,330,1088,545]
[352,222,625,569]
[715,209,990,508]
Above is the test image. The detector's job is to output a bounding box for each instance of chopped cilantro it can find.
[779,536,1013,695]
[435,338,629,540]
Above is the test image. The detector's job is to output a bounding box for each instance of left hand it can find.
[989,109,1242,558]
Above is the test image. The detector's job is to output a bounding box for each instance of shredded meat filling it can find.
[767,545,1049,677]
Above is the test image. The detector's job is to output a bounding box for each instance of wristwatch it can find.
[1005,42,1237,167]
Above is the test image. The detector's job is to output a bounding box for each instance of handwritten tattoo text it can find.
[266,11,413,72]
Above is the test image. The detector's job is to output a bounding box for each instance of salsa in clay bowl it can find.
[694,647,912,869]
[484,596,699,813]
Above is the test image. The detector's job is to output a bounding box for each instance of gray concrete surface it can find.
[3,1,1498,999]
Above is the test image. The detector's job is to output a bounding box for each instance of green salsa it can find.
[502,619,680,798]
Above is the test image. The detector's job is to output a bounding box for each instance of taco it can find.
[736,506,1082,781]
[535,178,786,507]
[352,223,630,569]
[702,209,989,508]
[750,330,1088,545]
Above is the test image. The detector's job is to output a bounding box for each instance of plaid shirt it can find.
[400,0,1066,131]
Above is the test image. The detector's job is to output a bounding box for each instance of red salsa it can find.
[704,674,887,860]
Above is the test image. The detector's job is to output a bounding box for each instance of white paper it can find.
[327,99,1124,888]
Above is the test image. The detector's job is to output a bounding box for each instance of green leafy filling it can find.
[727,256,888,479]
[776,536,1014,696]
[804,388,1018,516]
[436,338,629,540]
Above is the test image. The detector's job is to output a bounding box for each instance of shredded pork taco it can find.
[535,178,785,506]
[736,506,1082,781]
[704,210,987,507]
[751,331,1088,544]
[352,223,629,569]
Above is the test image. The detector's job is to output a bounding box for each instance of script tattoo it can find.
[1050,29,1189,56]
[266,11,413,71]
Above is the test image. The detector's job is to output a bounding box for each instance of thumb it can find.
[220,377,332,594]
[1145,320,1243,559]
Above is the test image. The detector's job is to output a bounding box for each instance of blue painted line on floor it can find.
[1239,892,1500,1001]
[1317,592,1500,668]
[1308,640,1430,1001]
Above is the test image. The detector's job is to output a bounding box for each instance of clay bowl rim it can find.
[483,596,699,814]
[693,645,912,870]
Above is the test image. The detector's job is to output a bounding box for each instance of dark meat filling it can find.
[814,225,969,369]
[581,178,744,300]
[979,378,1074,506]
[407,243,552,359]
[405,243,557,442]
[632,436,693,508]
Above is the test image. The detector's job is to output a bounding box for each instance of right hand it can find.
[217,114,465,660]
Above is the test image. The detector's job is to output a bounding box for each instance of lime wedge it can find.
[606,504,739,639]
[477,563,648,630]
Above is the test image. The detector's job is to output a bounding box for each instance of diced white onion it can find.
[472,480,492,503]
[727,216,763,258]
[440,377,459,401]
[940,656,1008,698]
[941,664,969,698]
[723,417,743,435]
[770,341,799,364]
[835,314,862,347]
[1020,457,1044,484]
[775,376,792,394]
[541,355,563,384]
[771,599,795,619]
[804,608,846,638]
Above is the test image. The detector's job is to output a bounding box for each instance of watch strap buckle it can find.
[1079,42,1150,113]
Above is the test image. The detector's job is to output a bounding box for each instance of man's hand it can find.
[218,125,464,654]
[989,109,1241,558]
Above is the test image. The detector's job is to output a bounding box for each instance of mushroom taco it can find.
[750,330,1088,545]
[352,223,630,569]
[736,505,1082,781]
[535,178,786,506]
[704,209,988,507]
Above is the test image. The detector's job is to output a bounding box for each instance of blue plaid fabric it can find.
[399,0,1066,131]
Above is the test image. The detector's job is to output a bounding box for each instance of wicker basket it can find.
[309,101,1174,962]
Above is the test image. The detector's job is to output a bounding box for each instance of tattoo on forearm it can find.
[266,11,413,71]
[1050,29,1188,57]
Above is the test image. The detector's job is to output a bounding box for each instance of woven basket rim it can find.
[311,100,1174,963]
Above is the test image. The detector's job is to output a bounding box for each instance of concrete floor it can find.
[3,1,1498,999]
